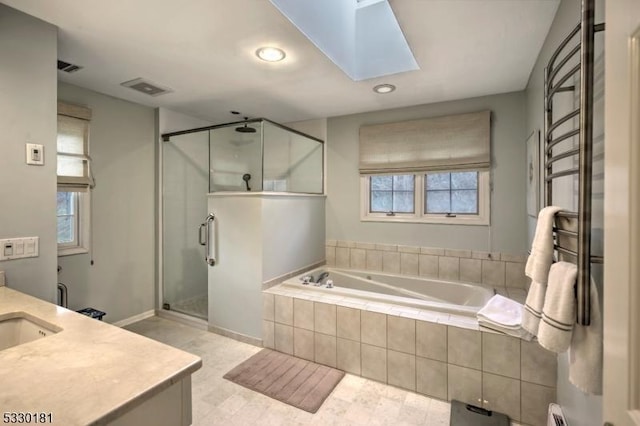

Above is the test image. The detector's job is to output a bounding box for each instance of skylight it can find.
[269,0,419,81]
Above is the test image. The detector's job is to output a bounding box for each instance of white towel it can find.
[478,320,534,341]
[525,206,563,283]
[537,261,577,353]
[477,295,534,341]
[522,280,546,336]
[477,294,523,327]
[569,278,602,395]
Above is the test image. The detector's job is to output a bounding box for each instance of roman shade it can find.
[359,110,491,174]
[57,102,93,192]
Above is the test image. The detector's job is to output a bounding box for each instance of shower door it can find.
[162,130,210,320]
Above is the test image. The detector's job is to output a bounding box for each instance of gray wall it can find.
[524,0,604,424]
[0,5,58,301]
[326,91,527,253]
[57,83,156,324]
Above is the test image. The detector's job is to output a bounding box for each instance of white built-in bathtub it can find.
[282,267,494,317]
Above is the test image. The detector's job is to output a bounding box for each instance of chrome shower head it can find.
[235,117,257,133]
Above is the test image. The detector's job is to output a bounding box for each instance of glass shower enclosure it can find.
[161,119,323,320]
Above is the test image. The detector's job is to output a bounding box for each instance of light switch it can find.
[0,237,38,261]
[26,143,44,165]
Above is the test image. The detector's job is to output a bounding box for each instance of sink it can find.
[0,312,62,351]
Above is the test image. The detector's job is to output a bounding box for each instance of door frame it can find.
[603,3,640,424]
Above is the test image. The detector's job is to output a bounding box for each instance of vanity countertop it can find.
[0,286,202,426]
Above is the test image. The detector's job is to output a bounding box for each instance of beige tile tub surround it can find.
[293,327,314,361]
[265,289,557,426]
[448,327,482,370]
[482,332,521,379]
[326,240,529,289]
[314,302,337,336]
[293,298,314,331]
[361,310,386,347]
[337,306,361,341]
[387,316,416,354]
[274,295,293,325]
[416,321,447,362]
[361,343,387,382]
[274,323,293,354]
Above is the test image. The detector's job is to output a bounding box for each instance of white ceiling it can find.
[2,0,559,124]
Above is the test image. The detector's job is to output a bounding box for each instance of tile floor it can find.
[171,294,208,320]
[125,316,523,425]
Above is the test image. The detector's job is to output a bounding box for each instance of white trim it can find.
[628,25,640,419]
[360,171,490,225]
[112,310,156,327]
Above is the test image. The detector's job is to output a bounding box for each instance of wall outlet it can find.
[26,143,44,165]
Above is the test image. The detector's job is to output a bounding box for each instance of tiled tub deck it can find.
[262,284,557,426]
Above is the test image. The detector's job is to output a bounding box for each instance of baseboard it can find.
[112,309,156,328]
[157,309,208,330]
[208,324,262,347]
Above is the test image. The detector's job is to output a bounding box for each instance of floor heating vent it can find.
[548,404,568,426]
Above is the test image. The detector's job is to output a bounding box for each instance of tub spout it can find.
[315,272,330,285]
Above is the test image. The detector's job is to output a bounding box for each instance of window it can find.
[361,171,489,225]
[57,192,77,245]
[370,175,414,213]
[359,110,491,225]
[57,102,92,255]
[425,171,478,215]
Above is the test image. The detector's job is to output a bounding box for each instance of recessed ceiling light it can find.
[256,47,286,62]
[373,84,396,94]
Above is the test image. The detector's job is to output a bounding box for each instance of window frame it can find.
[361,170,490,225]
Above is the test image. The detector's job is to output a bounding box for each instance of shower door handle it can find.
[204,213,216,266]
[198,223,206,246]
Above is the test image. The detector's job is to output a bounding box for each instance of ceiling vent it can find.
[120,78,173,97]
[57,60,83,73]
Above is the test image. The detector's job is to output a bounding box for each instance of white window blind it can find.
[359,110,491,174]
[57,102,93,192]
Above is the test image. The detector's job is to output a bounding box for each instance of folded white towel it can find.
[477,294,523,327]
[569,278,602,395]
[522,280,546,336]
[477,295,533,341]
[538,261,577,353]
[479,320,534,341]
[525,206,563,283]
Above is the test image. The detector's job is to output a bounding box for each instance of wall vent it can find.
[547,404,568,426]
[120,78,173,97]
[57,60,83,73]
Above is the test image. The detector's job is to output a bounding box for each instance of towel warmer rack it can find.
[543,0,604,326]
